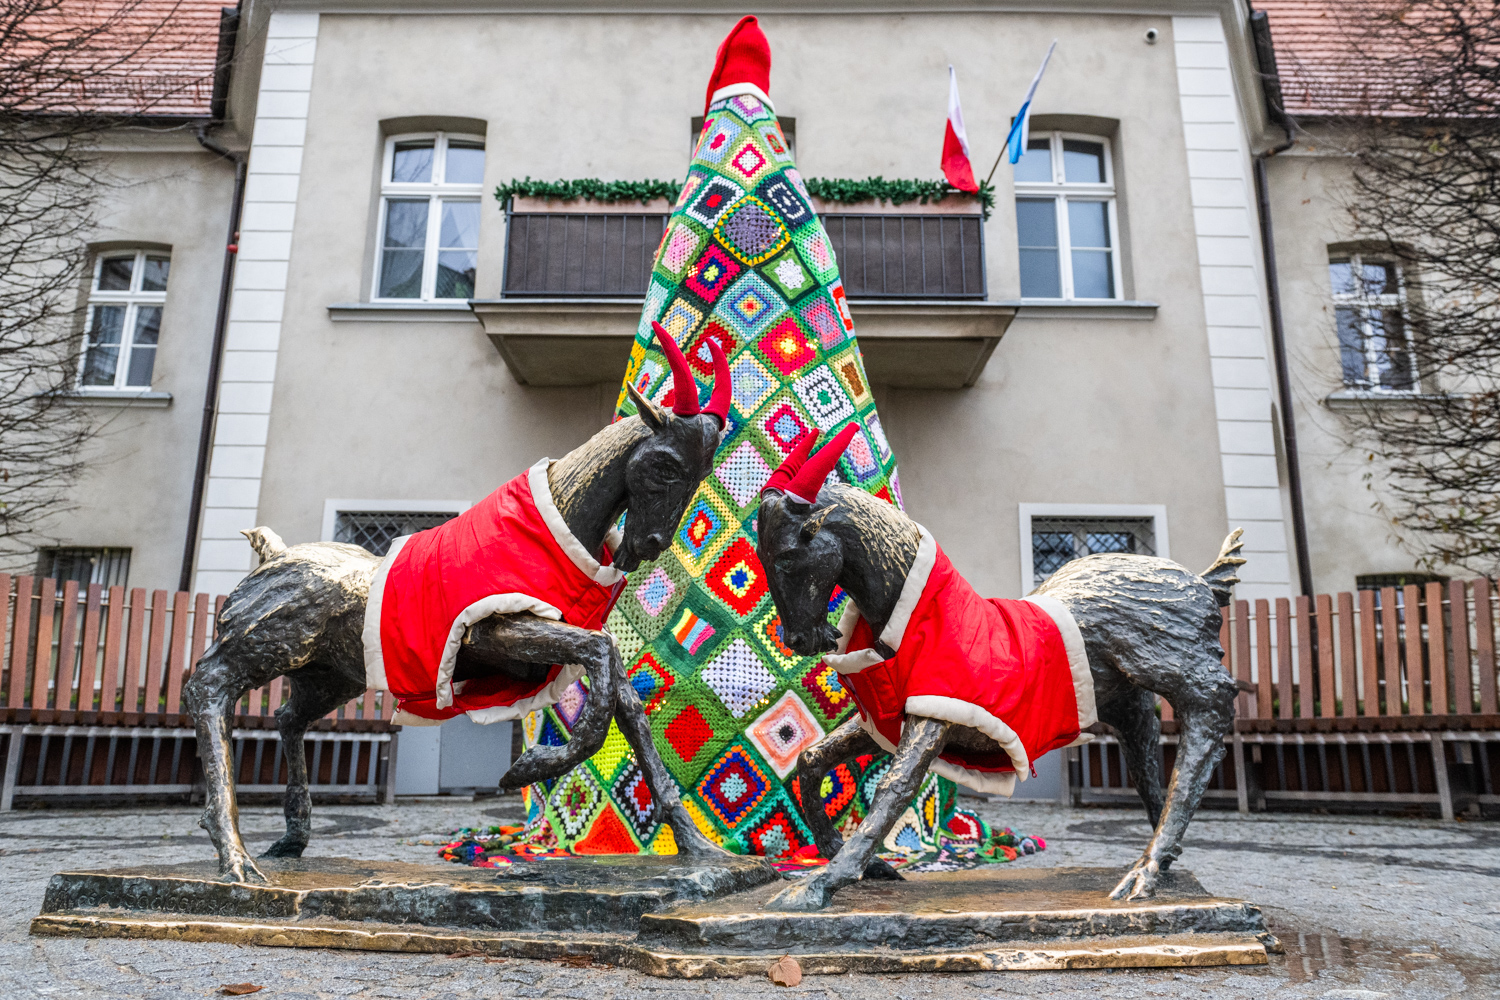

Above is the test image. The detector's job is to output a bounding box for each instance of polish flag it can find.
[941,65,979,193]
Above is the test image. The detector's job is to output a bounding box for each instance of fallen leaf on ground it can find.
[555,954,592,968]
[768,954,802,987]
[219,986,264,997]
[484,958,508,964]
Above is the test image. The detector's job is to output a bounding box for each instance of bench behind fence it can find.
[0,575,396,808]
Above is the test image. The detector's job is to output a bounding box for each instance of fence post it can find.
[1381,588,1401,715]
[1450,580,1472,715]
[1426,581,1448,716]
[1404,584,1424,715]
[1429,733,1454,821]
[1316,594,1335,717]
[1255,598,1273,719]
[1233,731,1249,814]
[1338,590,1357,718]
[1475,578,1497,715]
[1277,597,1293,719]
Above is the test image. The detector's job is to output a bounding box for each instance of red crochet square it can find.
[705,538,768,618]
[665,704,714,763]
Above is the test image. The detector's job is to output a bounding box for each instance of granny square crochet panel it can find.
[517,92,959,858]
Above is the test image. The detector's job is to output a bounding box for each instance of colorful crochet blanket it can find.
[513,88,969,860]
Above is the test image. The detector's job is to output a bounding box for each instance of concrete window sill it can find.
[468,298,1017,389]
[1324,389,1446,410]
[327,302,480,323]
[57,391,172,408]
[998,299,1159,320]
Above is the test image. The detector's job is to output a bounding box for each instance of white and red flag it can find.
[941,64,979,193]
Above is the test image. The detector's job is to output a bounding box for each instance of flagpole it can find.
[983,40,1057,189]
[982,136,1011,188]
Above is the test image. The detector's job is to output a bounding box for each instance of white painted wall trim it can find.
[193,11,319,597]
[1172,13,1292,602]
[1018,503,1170,595]
[320,499,473,541]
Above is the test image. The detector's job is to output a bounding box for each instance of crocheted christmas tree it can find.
[518,17,963,859]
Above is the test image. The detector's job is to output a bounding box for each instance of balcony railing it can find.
[502,213,667,298]
[502,210,986,299]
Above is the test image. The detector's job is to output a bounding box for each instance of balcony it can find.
[478,199,1012,388]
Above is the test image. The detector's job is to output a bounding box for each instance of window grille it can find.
[334,511,457,557]
[820,214,985,298]
[80,250,169,391]
[502,213,668,297]
[500,211,984,299]
[37,547,132,588]
[375,132,485,302]
[1013,132,1120,300]
[1030,516,1156,587]
[1330,254,1417,392]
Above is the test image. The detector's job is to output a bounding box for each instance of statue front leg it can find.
[607,641,729,858]
[768,716,950,911]
[184,648,267,884]
[794,719,901,880]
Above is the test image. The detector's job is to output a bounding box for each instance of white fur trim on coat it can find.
[1022,592,1098,736]
[528,459,625,587]
[856,711,1020,797]
[905,694,1030,778]
[881,525,936,652]
[362,533,411,692]
[433,592,568,710]
[822,602,886,675]
[709,82,775,112]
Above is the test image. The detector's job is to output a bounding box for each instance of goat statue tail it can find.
[1200,528,1246,608]
[241,526,289,566]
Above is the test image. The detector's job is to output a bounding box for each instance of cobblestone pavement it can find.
[0,797,1495,998]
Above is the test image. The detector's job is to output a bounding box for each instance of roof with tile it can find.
[4,0,230,118]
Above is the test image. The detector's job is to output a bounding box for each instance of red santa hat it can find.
[704,15,773,114]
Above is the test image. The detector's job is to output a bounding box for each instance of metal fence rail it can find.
[0,575,396,808]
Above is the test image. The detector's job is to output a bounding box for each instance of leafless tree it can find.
[0,0,201,566]
[1321,2,1500,572]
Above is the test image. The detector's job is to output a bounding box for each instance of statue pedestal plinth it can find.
[31,858,1275,976]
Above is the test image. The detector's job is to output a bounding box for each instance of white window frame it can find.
[1329,252,1417,393]
[1018,503,1169,594]
[77,249,170,392]
[1013,131,1123,301]
[321,499,473,543]
[372,131,485,303]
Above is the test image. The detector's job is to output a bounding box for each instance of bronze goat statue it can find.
[754,427,1246,910]
[185,325,732,882]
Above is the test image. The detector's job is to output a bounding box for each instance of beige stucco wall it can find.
[239,10,1237,598]
[1265,145,1443,592]
[32,136,237,588]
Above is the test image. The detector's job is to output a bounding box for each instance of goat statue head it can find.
[754,424,859,654]
[614,322,731,572]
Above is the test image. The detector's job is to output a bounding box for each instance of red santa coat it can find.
[362,459,624,726]
[823,526,1096,796]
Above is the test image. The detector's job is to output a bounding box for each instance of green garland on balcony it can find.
[495,176,994,219]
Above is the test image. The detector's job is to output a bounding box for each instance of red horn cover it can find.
[761,430,819,498]
[704,15,772,115]
[780,423,858,505]
[703,336,732,425]
[652,321,700,416]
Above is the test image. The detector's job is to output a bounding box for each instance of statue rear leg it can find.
[184,645,281,884]
[262,663,367,859]
[793,718,902,880]
[1096,682,1166,830]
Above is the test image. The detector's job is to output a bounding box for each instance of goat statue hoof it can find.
[765,875,834,912]
[221,855,269,885]
[259,836,308,859]
[1109,859,1160,900]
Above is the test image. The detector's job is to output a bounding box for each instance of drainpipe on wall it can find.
[1249,9,1315,599]
[180,6,246,593]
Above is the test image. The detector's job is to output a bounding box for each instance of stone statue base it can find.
[31,857,1277,976]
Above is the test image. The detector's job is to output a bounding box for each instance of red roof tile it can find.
[4,0,228,118]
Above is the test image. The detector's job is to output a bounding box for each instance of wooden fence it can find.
[0,574,395,808]
[1071,580,1500,818]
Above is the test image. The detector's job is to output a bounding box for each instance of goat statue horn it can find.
[778,423,859,505]
[652,321,700,417]
[762,430,820,498]
[703,336,732,426]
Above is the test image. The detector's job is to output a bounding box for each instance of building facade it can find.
[31,0,1442,616]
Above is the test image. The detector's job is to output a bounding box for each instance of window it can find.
[1018,504,1167,593]
[1330,254,1416,392]
[79,250,169,390]
[37,547,131,587]
[1013,133,1119,300]
[375,133,485,301]
[334,511,459,556]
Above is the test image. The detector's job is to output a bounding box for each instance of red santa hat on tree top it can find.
[705,15,773,114]
[762,424,860,505]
